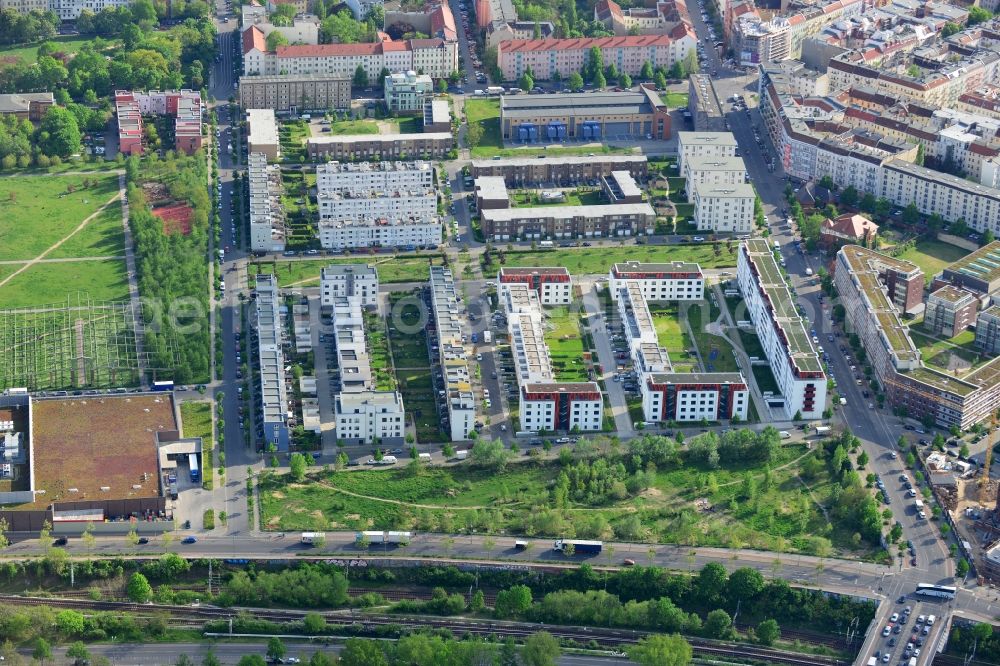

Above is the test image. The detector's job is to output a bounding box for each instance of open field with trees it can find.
[260,429,887,558]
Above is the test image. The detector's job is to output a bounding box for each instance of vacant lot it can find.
[0,258,129,308]
[0,173,121,261]
[485,244,738,275]
[252,255,445,288]
[897,239,968,283]
[29,394,173,508]
[258,439,868,556]
[545,306,589,382]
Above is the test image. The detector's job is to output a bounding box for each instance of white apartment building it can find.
[519,383,604,432]
[737,239,827,420]
[677,132,739,174]
[255,275,290,451]
[642,373,750,422]
[693,182,755,233]
[384,71,434,113]
[318,216,442,251]
[316,160,434,194]
[683,156,748,202]
[497,267,572,305]
[318,190,437,221]
[248,152,286,253]
[608,261,704,302]
[320,263,378,309]
[500,283,555,384]
[430,267,476,441]
[50,0,129,20]
[335,391,406,444]
[331,295,374,394]
[246,108,280,161]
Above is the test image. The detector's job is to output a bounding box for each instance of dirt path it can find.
[313,479,492,510]
[0,256,125,265]
[0,192,122,290]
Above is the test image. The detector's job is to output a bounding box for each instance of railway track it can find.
[0,594,845,665]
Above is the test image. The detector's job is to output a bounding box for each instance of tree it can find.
[901,203,920,226]
[470,438,511,472]
[969,6,993,25]
[982,230,995,246]
[521,632,561,666]
[32,638,51,665]
[857,451,869,468]
[237,658,266,666]
[267,638,286,663]
[620,73,632,88]
[942,22,961,37]
[56,610,85,636]
[266,31,290,51]
[36,106,81,158]
[438,78,447,93]
[655,71,667,90]
[628,634,692,666]
[494,584,533,617]
[641,60,655,80]
[67,642,90,664]
[956,558,970,577]
[0,517,8,550]
[586,46,604,82]
[127,572,153,603]
[839,185,858,208]
[466,120,484,148]
[704,609,733,639]
[290,452,307,481]
[594,71,606,89]
[339,638,388,666]
[519,71,534,92]
[568,72,584,91]
[353,65,369,88]
[202,650,221,666]
[309,653,337,666]
[728,567,764,602]
[303,612,326,634]
[697,563,729,604]
[175,657,195,666]
[757,619,781,646]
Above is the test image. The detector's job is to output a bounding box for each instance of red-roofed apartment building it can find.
[496,34,692,81]
[593,0,695,37]
[114,90,204,156]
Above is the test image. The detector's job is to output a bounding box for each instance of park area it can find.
[387,293,443,443]
[0,35,93,64]
[483,244,739,275]
[258,431,878,558]
[251,255,446,288]
[896,239,968,283]
[544,306,590,382]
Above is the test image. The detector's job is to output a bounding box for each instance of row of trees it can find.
[0,109,81,168]
[0,9,58,46]
[514,47,697,94]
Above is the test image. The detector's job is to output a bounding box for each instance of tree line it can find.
[0,9,58,46]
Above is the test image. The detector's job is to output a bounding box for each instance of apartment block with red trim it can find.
[737,238,827,419]
[496,34,691,81]
[608,260,704,302]
[114,90,204,156]
[497,266,572,305]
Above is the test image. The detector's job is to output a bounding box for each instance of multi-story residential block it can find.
[243,33,458,80]
[643,373,750,422]
[485,20,554,50]
[594,0,693,37]
[819,212,878,250]
[239,74,351,114]
[255,275,290,451]
[345,0,382,20]
[677,132,739,175]
[0,92,53,121]
[318,190,437,222]
[496,34,692,81]
[318,216,442,251]
[474,176,509,212]
[247,108,280,161]
[423,98,451,133]
[601,171,644,205]
[975,305,1000,355]
[240,14,320,45]
[469,155,648,185]
[248,152,287,253]
[385,3,458,43]
[683,156,748,202]
[306,132,453,161]
[500,281,604,432]
[430,267,476,441]
[481,203,656,241]
[114,90,203,156]
[320,263,378,309]
[924,285,978,339]
[331,295,374,393]
[316,160,434,193]
[737,239,826,419]
[384,71,434,113]
[608,261,704,302]
[497,267,572,305]
[692,182,755,233]
[836,244,1000,429]
[335,391,406,443]
[930,241,1000,297]
[476,0,516,29]
[734,16,791,66]
[500,89,671,143]
[49,0,129,20]
[0,0,48,11]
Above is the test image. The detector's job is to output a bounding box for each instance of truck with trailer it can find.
[301,532,326,545]
[553,539,603,555]
[357,531,412,545]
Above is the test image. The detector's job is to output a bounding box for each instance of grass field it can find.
[47,206,125,259]
[687,302,740,374]
[396,116,424,134]
[662,91,689,107]
[544,306,590,382]
[485,244,738,274]
[365,312,397,391]
[649,305,698,372]
[0,35,95,64]
[0,258,129,308]
[252,255,445,288]
[258,440,871,556]
[0,173,121,261]
[387,294,442,442]
[897,239,968,283]
[180,401,214,491]
[326,120,380,135]
[909,329,984,370]
[511,189,604,208]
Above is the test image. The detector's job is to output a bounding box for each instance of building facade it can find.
[248,152,286,253]
[335,391,406,444]
[924,286,977,339]
[498,267,572,305]
[643,373,750,422]
[239,74,351,114]
[384,71,433,113]
[975,305,1000,356]
[430,267,476,441]
[737,239,826,420]
[318,216,442,251]
[320,263,378,309]
[0,92,53,121]
[496,34,692,81]
[677,131,739,174]
[247,108,280,161]
[306,132,453,161]
[469,155,648,185]
[608,261,704,302]
[683,155,748,202]
[520,383,604,432]
[480,203,656,241]
[255,275,290,451]
[692,182,755,233]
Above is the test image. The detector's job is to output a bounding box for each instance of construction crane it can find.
[980,411,996,506]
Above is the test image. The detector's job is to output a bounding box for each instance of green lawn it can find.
[326,120,380,135]
[252,255,445,288]
[687,302,740,373]
[180,401,214,490]
[752,364,780,395]
[897,239,969,283]
[364,312,397,391]
[545,306,590,382]
[662,91,689,108]
[0,174,121,261]
[47,206,125,259]
[649,305,698,372]
[485,244,738,275]
[0,35,96,64]
[387,294,442,442]
[396,116,425,134]
[258,441,873,556]
[909,329,984,369]
[0,258,129,308]
[511,189,604,208]
[279,121,311,162]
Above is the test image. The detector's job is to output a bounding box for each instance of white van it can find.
[926,614,936,626]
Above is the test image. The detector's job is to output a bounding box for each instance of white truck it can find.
[779,431,792,439]
[300,532,325,545]
[376,455,398,465]
[867,658,878,666]
[357,530,412,545]
[455,449,468,460]
[926,614,936,625]
[418,452,432,462]
[482,330,492,343]
[814,425,832,434]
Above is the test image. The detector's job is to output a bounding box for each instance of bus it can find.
[915,583,956,599]
[152,380,175,392]
[188,453,200,482]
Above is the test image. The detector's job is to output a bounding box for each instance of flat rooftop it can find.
[678,131,739,147]
[929,284,975,305]
[612,260,703,276]
[247,108,278,147]
[743,238,823,374]
[481,203,654,221]
[470,155,647,169]
[474,176,508,200]
[522,381,602,394]
[693,181,756,199]
[501,90,661,115]
[685,155,747,172]
[308,132,452,145]
[30,395,174,508]
[649,372,747,384]
[940,240,1000,289]
[499,266,570,277]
